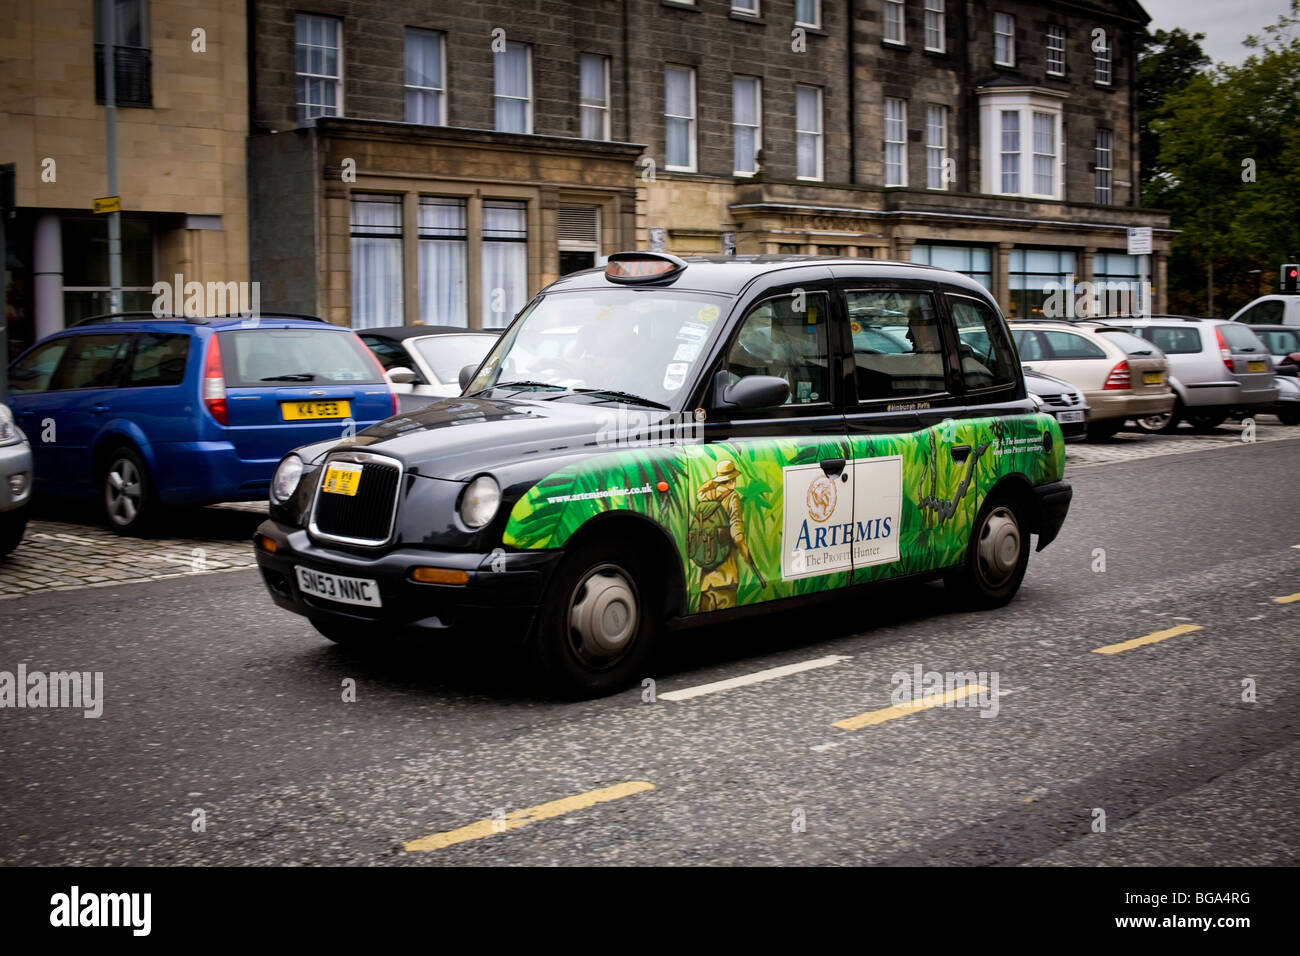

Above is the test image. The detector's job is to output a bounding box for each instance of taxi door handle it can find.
[820,457,846,478]
[950,444,972,462]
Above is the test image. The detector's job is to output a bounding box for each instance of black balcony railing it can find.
[94,44,152,108]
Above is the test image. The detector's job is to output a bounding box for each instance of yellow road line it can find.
[403,781,654,852]
[832,685,988,732]
[1092,623,1202,655]
[1273,593,1300,604]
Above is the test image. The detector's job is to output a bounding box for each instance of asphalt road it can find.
[1,438,1297,866]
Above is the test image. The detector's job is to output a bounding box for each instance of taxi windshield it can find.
[467,288,731,407]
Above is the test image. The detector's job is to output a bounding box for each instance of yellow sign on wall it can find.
[92,196,121,214]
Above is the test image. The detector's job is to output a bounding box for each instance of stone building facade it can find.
[1,0,250,353]
[246,0,1170,329]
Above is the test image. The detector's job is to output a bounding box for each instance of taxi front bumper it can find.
[253,519,562,642]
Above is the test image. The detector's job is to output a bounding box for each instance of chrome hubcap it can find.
[105,458,142,526]
[977,506,1020,586]
[569,565,638,664]
[1140,412,1172,429]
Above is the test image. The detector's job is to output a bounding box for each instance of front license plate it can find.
[1248,360,1268,373]
[1142,372,1163,385]
[1056,410,1085,424]
[281,400,351,421]
[321,462,363,496]
[295,566,382,607]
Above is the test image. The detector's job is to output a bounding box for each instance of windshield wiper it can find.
[473,380,568,396]
[261,373,316,381]
[571,388,671,410]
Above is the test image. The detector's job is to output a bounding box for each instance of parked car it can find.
[357,325,498,412]
[1009,320,1173,440]
[1023,367,1090,441]
[6,313,398,534]
[255,252,1072,697]
[1099,317,1279,433]
[1229,293,1300,327]
[0,402,33,556]
[1239,324,1300,425]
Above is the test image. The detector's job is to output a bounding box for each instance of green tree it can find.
[1137,27,1210,204]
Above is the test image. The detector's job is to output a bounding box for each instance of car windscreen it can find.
[218,329,384,387]
[1254,327,1300,357]
[1097,329,1163,357]
[411,334,496,384]
[1217,322,1266,353]
[466,289,733,407]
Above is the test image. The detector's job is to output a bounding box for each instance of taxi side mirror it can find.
[459,364,478,391]
[715,371,790,410]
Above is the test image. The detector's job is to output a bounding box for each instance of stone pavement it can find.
[1064,416,1299,468]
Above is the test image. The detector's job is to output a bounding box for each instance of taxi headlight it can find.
[460,475,500,529]
[271,454,304,503]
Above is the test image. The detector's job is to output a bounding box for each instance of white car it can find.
[1230,293,1300,327]
[357,326,499,413]
[0,402,32,556]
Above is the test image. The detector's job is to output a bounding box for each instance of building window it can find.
[665,66,697,171]
[94,0,151,108]
[579,54,611,141]
[732,1,760,15]
[296,14,342,123]
[1032,112,1056,196]
[1046,25,1066,76]
[1095,128,1113,204]
[796,85,823,181]
[925,105,948,189]
[405,29,445,125]
[481,200,527,329]
[884,0,905,45]
[795,0,821,28]
[924,0,945,52]
[1000,111,1020,193]
[733,76,762,176]
[884,98,907,186]
[1093,252,1143,316]
[350,194,403,330]
[1094,34,1112,85]
[994,12,1015,66]
[982,94,1063,200]
[558,204,601,276]
[418,197,467,326]
[495,42,532,133]
[911,245,993,290]
[1007,248,1076,319]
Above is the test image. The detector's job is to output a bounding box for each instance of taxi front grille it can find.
[311,459,401,545]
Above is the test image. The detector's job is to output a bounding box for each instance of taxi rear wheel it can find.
[532,542,657,699]
[946,495,1030,609]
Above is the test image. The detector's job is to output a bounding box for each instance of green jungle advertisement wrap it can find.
[503,412,1066,613]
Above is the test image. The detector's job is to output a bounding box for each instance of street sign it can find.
[93,196,121,214]
[1126,226,1152,256]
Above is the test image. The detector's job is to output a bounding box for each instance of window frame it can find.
[1046,24,1066,76]
[732,0,761,16]
[732,75,763,177]
[404,28,446,126]
[796,84,824,182]
[795,0,822,29]
[494,41,534,134]
[1094,127,1113,205]
[925,104,948,190]
[1094,35,1112,85]
[664,65,698,173]
[946,293,1020,398]
[578,53,612,141]
[883,0,906,46]
[842,286,953,407]
[295,13,343,124]
[884,97,908,188]
[980,93,1064,200]
[924,0,946,53]
[994,12,1015,67]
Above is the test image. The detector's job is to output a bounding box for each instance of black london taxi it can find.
[255,252,1072,697]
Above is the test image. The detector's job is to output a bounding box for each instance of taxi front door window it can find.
[726,292,830,405]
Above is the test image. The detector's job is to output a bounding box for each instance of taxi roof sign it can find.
[604,251,686,284]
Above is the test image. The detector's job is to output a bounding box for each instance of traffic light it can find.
[1283,263,1300,293]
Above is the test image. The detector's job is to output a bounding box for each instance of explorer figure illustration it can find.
[687,459,766,610]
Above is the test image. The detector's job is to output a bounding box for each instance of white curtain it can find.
[405,29,443,124]
[494,43,530,133]
[580,55,607,139]
[481,201,527,329]
[733,77,758,174]
[665,67,692,167]
[351,196,403,330]
[418,198,467,326]
[796,86,820,178]
[1033,112,1055,195]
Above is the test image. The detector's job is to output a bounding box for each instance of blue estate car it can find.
[6,313,397,533]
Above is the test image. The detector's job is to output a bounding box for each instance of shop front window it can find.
[1007,248,1075,319]
[482,200,527,328]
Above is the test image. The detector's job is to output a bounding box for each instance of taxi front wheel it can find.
[945,496,1030,609]
[532,542,658,699]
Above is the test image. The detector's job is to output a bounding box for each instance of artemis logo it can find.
[49,886,151,936]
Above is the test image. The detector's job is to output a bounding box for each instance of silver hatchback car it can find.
[1099,317,1279,433]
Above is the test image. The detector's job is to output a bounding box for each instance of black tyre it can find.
[1086,417,1124,441]
[0,504,29,557]
[945,494,1030,610]
[531,540,658,699]
[1278,407,1300,427]
[1186,411,1226,433]
[101,446,156,535]
[1134,402,1181,434]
